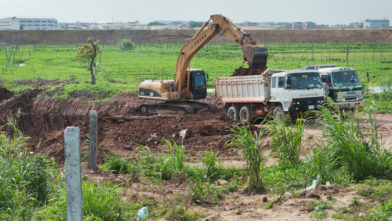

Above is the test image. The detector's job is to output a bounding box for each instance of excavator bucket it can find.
[242,45,268,68]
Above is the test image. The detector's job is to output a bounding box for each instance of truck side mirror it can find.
[206,73,209,80]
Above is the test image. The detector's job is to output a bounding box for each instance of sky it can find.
[1,0,391,24]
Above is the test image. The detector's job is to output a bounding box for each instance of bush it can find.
[0,119,52,219]
[320,99,392,181]
[188,179,220,204]
[229,125,265,193]
[270,119,303,165]
[120,39,135,50]
[203,148,220,180]
[83,181,131,220]
[101,154,133,174]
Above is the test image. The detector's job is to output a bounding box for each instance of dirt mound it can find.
[0,87,14,102]
[232,66,267,76]
[0,88,233,163]
[15,78,75,88]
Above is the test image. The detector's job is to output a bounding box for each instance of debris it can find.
[305,176,320,192]
[137,207,148,220]
[216,179,229,185]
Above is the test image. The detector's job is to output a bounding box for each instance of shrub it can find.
[320,99,392,181]
[229,125,265,193]
[203,148,220,180]
[188,179,220,204]
[270,119,303,165]
[120,39,135,50]
[83,181,131,220]
[101,154,133,174]
[165,140,185,171]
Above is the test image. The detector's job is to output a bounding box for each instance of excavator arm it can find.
[172,14,268,99]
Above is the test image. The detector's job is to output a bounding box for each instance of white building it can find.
[0,17,58,30]
[364,19,390,29]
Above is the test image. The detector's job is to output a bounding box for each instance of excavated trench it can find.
[0,88,234,163]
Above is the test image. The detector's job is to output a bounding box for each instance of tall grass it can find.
[0,118,53,219]
[229,125,265,193]
[320,99,392,181]
[270,119,303,165]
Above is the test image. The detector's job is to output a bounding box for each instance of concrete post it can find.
[88,110,97,170]
[64,127,83,221]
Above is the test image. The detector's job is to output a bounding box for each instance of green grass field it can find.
[0,42,391,100]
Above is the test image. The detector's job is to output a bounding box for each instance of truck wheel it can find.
[239,106,252,124]
[227,106,239,121]
[273,106,285,122]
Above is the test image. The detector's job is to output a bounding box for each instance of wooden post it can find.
[64,127,83,221]
[88,110,97,170]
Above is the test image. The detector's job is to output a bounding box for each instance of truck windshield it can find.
[288,73,322,90]
[193,73,206,87]
[332,71,361,87]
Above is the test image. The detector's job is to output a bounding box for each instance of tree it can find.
[76,38,101,85]
[188,21,203,28]
[147,21,165,26]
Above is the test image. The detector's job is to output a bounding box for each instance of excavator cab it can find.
[187,69,207,99]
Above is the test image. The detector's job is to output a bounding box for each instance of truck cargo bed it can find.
[215,75,269,103]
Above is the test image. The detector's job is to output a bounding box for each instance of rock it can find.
[216,179,229,185]
[307,193,321,199]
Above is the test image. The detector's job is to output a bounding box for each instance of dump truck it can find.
[215,68,325,123]
[303,65,364,110]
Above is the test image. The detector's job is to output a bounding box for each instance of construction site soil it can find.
[0,87,234,163]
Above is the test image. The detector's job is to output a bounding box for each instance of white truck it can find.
[303,65,364,110]
[215,69,325,123]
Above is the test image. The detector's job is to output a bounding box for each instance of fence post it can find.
[88,110,97,170]
[346,43,350,67]
[64,127,83,221]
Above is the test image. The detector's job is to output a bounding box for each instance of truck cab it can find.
[305,65,364,110]
[269,70,325,114]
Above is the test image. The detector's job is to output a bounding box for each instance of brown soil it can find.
[232,66,267,76]
[15,78,75,87]
[0,87,14,102]
[0,88,234,164]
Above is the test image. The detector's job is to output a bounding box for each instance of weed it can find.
[229,125,265,193]
[188,179,220,204]
[320,99,392,181]
[164,206,204,221]
[270,118,303,165]
[101,154,134,174]
[165,139,185,171]
[203,148,220,180]
[120,39,135,50]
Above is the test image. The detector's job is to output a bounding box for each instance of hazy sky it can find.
[1,0,391,24]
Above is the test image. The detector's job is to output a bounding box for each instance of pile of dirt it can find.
[15,78,75,88]
[0,87,14,102]
[231,66,267,76]
[0,88,233,163]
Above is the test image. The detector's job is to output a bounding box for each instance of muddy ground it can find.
[1,86,391,220]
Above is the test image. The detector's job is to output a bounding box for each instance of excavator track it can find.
[139,101,216,115]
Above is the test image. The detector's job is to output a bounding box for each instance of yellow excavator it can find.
[138,14,268,114]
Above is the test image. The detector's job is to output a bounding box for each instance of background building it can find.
[364,19,390,29]
[0,17,58,30]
